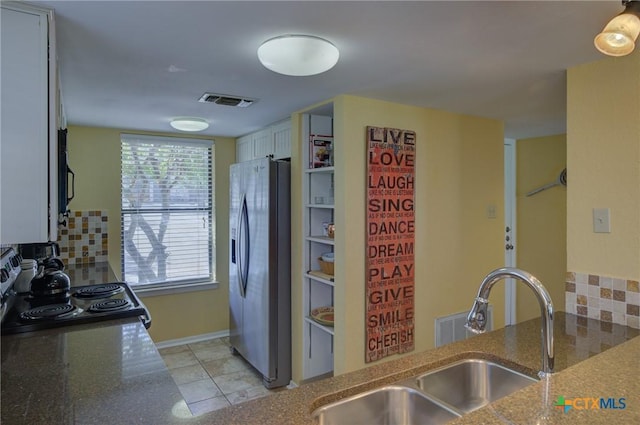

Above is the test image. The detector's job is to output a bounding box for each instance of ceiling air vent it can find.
[198,93,256,108]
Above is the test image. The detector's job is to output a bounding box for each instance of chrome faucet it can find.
[465,267,554,377]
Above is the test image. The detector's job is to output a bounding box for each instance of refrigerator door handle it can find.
[237,193,249,298]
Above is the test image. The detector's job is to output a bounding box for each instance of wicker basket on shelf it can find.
[318,258,334,275]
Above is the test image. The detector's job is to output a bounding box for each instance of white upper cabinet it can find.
[235,134,254,163]
[1,3,57,243]
[251,128,274,159]
[272,120,292,160]
[235,119,291,163]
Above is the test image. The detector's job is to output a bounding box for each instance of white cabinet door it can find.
[236,134,253,163]
[251,128,273,159]
[272,120,291,160]
[235,119,291,163]
[0,6,53,243]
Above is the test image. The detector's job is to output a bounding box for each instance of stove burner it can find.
[28,293,71,308]
[73,283,124,299]
[88,299,132,313]
[20,304,78,321]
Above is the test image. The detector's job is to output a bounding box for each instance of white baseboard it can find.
[154,329,230,349]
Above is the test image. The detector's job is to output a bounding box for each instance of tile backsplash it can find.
[565,272,640,329]
[58,210,108,265]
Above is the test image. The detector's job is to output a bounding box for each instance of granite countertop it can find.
[197,312,639,425]
[1,319,186,424]
[2,307,638,424]
[1,262,179,424]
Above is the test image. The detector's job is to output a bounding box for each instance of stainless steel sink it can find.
[415,358,538,414]
[313,385,460,425]
[312,358,538,424]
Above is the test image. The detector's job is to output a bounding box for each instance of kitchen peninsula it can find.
[2,311,638,424]
[203,312,639,425]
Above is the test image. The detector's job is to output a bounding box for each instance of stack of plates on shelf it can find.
[321,252,334,262]
[310,306,334,327]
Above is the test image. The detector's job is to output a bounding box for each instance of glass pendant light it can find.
[594,1,640,56]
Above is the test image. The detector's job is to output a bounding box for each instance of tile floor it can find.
[158,337,284,417]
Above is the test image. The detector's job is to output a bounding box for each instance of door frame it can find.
[504,139,517,325]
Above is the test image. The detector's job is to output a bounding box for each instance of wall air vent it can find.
[198,93,256,108]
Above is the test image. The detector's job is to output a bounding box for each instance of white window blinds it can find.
[120,134,214,286]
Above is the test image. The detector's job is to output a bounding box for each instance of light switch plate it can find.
[486,204,497,219]
[593,208,610,233]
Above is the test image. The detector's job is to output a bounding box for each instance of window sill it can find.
[132,281,219,298]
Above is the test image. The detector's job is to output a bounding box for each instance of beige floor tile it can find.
[169,363,210,385]
[226,385,272,405]
[188,338,227,350]
[161,350,200,369]
[188,396,231,416]
[169,399,193,419]
[202,355,249,377]
[158,344,191,356]
[178,378,223,404]
[190,340,234,362]
[158,339,286,416]
[213,369,263,394]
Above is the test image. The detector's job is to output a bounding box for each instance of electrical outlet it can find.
[593,208,611,233]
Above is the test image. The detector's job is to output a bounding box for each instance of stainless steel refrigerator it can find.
[229,157,291,388]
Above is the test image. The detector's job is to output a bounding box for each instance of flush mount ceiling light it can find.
[170,117,209,132]
[594,0,640,56]
[257,34,339,76]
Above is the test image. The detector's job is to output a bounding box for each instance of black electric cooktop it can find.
[1,282,150,335]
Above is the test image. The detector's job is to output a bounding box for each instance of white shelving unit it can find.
[301,113,335,380]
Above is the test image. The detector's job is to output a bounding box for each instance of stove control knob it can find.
[0,268,9,283]
[10,256,21,268]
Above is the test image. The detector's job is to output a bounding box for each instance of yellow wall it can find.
[66,125,236,342]
[515,134,567,322]
[566,50,640,280]
[291,95,505,380]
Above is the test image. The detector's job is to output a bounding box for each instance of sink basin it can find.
[415,358,538,414]
[313,385,459,425]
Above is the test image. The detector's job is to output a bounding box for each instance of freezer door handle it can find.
[236,193,249,298]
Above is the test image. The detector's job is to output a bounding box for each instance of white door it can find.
[504,139,516,325]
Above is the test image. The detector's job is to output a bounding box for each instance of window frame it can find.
[119,133,216,294]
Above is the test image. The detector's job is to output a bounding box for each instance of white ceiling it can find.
[34,0,622,139]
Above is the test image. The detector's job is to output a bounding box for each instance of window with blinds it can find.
[120,134,214,287]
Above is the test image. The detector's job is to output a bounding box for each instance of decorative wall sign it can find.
[365,126,416,363]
